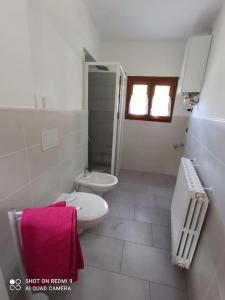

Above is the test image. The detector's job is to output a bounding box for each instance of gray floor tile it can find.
[117,170,156,192]
[119,169,144,183]
[108,200,135,220]
[156,195,172,211]
[141,172,176,189]
[48,266,150,300]
[152,224,171,250]
[105,188,156,208]
[121,242,186,289]
[90,215,153,246]
[150,282,187,300]
[134,205,170,226]
[66,170,186,299]
[153,186,174,200]
[105,189,138,204]
[80,233,123,273]
[116,180,148,193]
[135,190,157,208]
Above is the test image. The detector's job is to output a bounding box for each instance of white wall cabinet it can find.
[177,35,212,95]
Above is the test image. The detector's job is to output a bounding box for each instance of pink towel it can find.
[20,201,84,284]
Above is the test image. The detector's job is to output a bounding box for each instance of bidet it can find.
[75,171,118,195]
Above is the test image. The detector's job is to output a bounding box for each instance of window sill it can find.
[125,115,172,123]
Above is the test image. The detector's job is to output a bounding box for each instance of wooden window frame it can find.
[125,76,178,123]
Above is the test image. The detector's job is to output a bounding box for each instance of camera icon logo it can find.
[9,279,22,291]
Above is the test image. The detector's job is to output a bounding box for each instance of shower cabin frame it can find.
[84,62,126,176]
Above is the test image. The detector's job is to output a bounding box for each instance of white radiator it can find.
[171,157,209,269]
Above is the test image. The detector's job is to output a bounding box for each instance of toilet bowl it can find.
[56,192,108,232]
[75,171,118,196]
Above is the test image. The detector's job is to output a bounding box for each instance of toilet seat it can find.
[67,192,108,227]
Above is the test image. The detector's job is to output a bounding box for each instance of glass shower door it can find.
[85,63,126,175]
[114,73,126,176]
[87,64,117,173]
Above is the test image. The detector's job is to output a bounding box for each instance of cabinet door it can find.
[178,35,212,94]
[177,39,191,95]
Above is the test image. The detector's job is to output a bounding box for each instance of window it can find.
[125,76,178,122]
[129,84,148,115]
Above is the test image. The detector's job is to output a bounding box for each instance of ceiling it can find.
[83,0,224,41]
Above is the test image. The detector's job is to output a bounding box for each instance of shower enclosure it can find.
[84,62,126,176]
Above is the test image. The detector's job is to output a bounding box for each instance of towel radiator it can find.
[171,157,209,269]
[8,209,49,300]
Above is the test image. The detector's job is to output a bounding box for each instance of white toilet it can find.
[56,192,108,233]
[75,171,118,196]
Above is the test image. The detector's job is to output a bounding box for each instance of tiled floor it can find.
[48,170,187,300]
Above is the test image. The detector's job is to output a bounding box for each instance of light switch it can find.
[41,129,59,151]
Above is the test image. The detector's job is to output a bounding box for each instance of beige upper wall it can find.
[0,0,34,109]
[100,41,185,76]
[0,0,99,110]
[100,40,188,116]
[193,5,225,120]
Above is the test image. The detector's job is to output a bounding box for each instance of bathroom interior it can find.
[0,0,225,299]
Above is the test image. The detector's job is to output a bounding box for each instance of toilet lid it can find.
[67,192,108,222]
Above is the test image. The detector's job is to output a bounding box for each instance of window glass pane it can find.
[129,84,148,115]
[150,85,171,117]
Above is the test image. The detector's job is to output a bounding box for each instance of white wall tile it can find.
[0,110,25,156]
[0,150,30,200]
[0,108,88,289]
[121,116,189,175]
